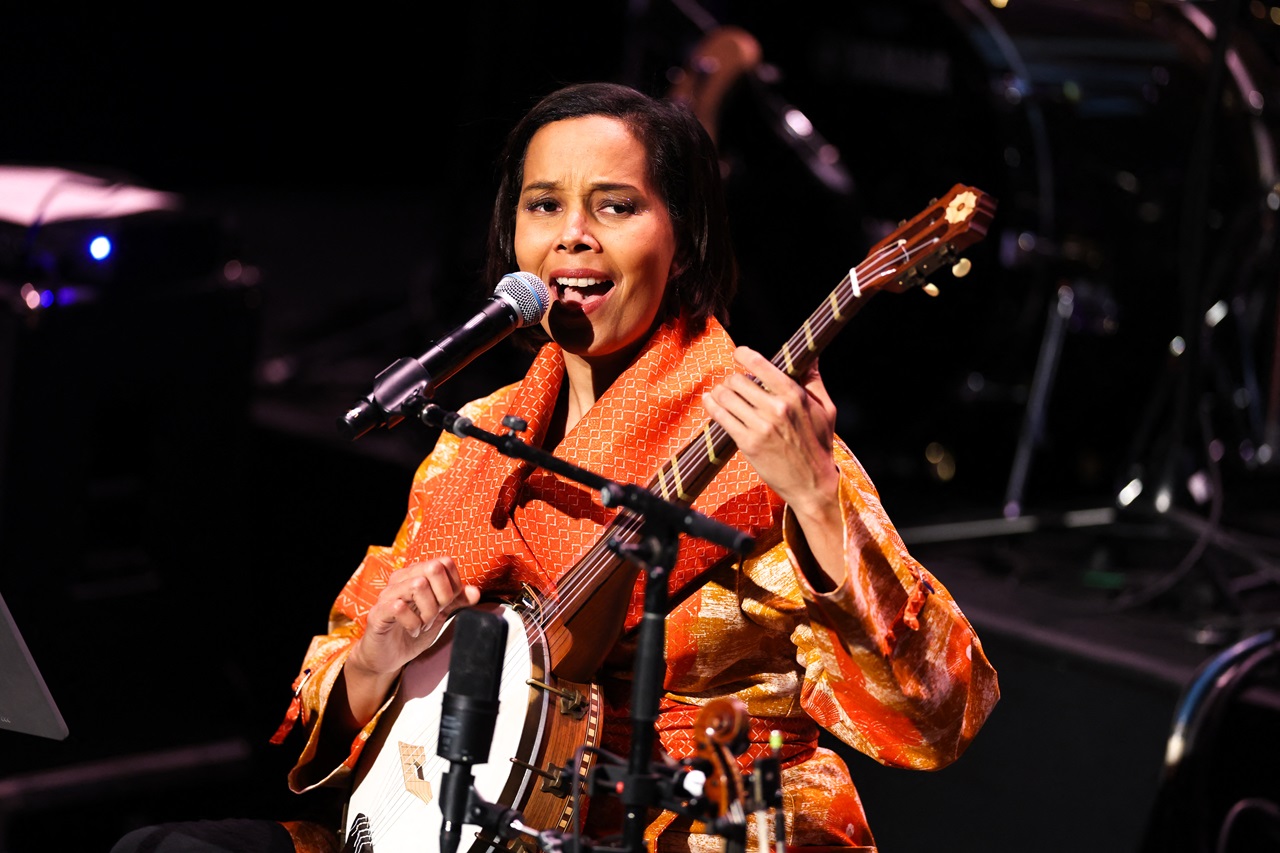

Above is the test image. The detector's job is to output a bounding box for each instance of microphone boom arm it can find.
[422,404,754,557]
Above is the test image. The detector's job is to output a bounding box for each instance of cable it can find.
[1108,400,1225,613]
[1215,796,1280,853]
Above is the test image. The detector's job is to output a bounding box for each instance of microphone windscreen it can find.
[496,272,550,327]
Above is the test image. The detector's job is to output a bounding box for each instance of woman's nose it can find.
[557,210,600,252]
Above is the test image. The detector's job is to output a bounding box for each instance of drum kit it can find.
[669,0,1280,519]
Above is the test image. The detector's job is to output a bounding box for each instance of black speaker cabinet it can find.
[0,277,261,776]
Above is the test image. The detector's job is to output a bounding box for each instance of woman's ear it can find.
[669,254,690,281]
[660,259,687,322]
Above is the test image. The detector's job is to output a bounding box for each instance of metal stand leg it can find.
[1003,284,1073,519]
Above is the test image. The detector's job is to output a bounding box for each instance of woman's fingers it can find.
[341,558,473,724]
[703,346,839,510]
[360,557,479,674]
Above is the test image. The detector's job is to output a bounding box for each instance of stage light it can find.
[1118,478,1143,507]
[1204,300,1228,327]
[88,235,112,261]
[1186,470,1212,505]
[783,108,814,138]
[1154,487,1172,513]
[924,442,956,482]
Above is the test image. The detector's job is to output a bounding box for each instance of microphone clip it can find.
[337,271,551,442]
[340,356,433,439]
[464,786,530,846]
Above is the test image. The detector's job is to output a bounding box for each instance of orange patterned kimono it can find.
[276,315,999,852]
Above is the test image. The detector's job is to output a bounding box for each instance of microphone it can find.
[339,271,550,440]
[438,607,508,853]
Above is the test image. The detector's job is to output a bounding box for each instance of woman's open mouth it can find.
[553,277,614,309]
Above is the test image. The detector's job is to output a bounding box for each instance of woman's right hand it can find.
[326,558,480,742]
[347,556,480,682]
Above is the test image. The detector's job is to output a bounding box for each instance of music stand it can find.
[0,591,68,740]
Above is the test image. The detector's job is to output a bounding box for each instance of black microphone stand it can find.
[603,492,684,853]
[419,402,757,853]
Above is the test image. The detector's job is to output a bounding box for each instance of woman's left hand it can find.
[703,346,840,511]
[702,347,846,587]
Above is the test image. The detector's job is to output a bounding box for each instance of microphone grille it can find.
[496,272,551,327]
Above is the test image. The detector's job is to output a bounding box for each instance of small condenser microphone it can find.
[438,607,508,853]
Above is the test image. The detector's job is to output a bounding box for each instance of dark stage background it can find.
[2,2,1280,851]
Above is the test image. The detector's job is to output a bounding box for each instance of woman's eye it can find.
[600,198,636,216]
[524,198,559,213]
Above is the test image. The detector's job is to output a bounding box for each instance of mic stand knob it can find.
[464,786,534,845]
[462,785,607,853]
[501,414,528,435]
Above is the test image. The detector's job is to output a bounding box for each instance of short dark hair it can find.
[484,82,737,346]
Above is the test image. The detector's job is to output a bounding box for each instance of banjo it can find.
[340,185,996,852]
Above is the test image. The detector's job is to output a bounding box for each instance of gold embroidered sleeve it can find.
[780,440,999,769]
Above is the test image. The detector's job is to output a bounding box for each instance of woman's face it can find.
[514,115,677,364]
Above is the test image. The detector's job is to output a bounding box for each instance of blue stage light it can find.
[88,235,112,261]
